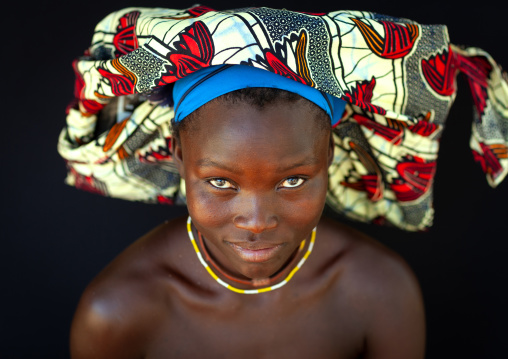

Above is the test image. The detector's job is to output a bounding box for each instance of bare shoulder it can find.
[318,217,426,359]
[319,216,421,292]
[70,216,189,359]
[318,217,417,278]
[325,218,420,289]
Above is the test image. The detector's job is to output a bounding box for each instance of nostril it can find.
[233,215,278,233]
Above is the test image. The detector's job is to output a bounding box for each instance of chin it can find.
[233,248,295,279]
[237,263,282,281]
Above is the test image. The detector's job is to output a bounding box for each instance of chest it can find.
[144,289,365,359]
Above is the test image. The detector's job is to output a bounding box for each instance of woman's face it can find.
[175,98,333,281]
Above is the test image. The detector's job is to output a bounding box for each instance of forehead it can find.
[179,100,330,166]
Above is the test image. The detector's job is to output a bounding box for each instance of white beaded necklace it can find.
[186,216,316,294]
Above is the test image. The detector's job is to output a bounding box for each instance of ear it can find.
[327,132,335,168]
[172,136,185,179]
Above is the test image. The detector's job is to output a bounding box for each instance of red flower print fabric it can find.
[58,5,508,231]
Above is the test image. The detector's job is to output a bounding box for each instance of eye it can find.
[208,178,235,189]
[279,177,305,188]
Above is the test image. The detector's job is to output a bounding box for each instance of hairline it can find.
[171,88,332,145]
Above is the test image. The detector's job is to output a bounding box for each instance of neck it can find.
[185,216,316,294]
[196,229,307,290]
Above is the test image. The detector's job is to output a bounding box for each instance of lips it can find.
[227,242,285,263]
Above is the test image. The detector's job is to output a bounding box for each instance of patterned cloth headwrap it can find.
[58,5,508,231]
[172,64,346,124]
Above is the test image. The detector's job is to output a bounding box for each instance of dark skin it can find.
[70,98,425,358]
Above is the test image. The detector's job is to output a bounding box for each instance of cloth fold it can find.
[58,5,508,231]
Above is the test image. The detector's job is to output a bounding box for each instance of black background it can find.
[2,1,507,358]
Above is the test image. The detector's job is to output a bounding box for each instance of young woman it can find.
[61,5,508,358]
[70,65,425,358]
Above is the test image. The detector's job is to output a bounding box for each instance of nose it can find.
[233,192,278,234]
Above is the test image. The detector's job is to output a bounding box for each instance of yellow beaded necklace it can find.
[186,216,316,294]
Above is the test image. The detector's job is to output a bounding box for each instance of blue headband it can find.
[172,65,345,126]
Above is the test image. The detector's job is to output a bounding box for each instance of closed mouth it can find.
[227,242,285,263]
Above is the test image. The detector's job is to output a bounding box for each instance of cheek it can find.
[185,181,233,228]
[284,179,328,226]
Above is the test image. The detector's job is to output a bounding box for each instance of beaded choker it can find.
[197,230,295,287]
[186,216,316,294]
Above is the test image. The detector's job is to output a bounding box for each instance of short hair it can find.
[171,87,331,144]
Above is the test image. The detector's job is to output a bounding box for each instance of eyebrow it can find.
[196,157,321,173]
[276,157,321,172]
[196,158,238,173]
